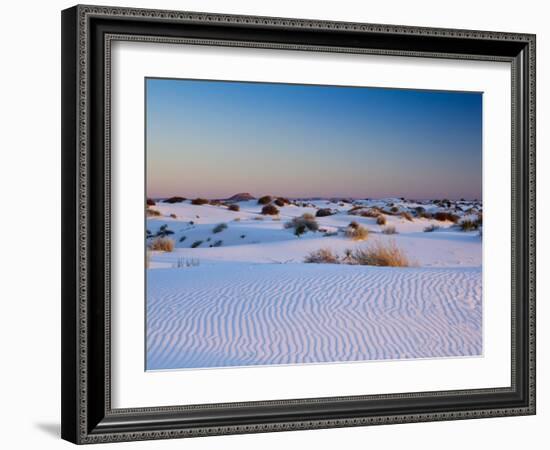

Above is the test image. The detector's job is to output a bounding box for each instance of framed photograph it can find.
[61,5,536,444]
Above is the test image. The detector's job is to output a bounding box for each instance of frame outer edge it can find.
[65,4,537,444]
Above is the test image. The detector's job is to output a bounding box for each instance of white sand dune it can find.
[146,197,482,370]
[146,262,482,370]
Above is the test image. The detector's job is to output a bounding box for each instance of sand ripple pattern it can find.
[146,264,482,370]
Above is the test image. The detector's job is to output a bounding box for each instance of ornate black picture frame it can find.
[61,4,536,444]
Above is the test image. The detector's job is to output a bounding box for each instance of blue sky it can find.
[146,78,482,200]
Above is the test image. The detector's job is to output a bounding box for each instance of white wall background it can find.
[0,0,545,448]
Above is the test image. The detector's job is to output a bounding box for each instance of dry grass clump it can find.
[350,240,411,267]
[424,224,440,232]
[212,223,228,233]
[434,211,459,223]
[164,196,186,204]
[376,215,387,225]
[304,248,340,264]
[344,221,369,241]
[258,195,272,205]
[459,219,480,231]
[191,198,209,205]
[316,208,333,217]
[304,240,411,267]
[146,198,156,206]
[382,225,397,234]
[261,204,279,215]
[400,211,413,222]
[149,237,174,252]
[146,208,161,217]
[227,203,240,212]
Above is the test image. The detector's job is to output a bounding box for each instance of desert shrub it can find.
[190,240,203,248]
[434,211,459,223]
[420,211,433,219]
[191,198,209,205]
[382,225,397,234]
[401,211,413,222]
[253,216,264,221]
[323,231,338,237]
[146,209,161,217]
[261,204,279,215]
[344,221,369,241]
[212,223,228,233]
[304,248,339,264]
[475,213,483,226]
[210,240,223,247]
[227,204,240,212]
[146,229,153,239]
[179,236,187,242]
[424,224,440,232]
[459,219,480,231]
[316,208,333,217]
[169,213,177,219]
[149,237,174,252]
[390,206,399,213]
[294,223,307,237]
[348,205,364,214]
[350,240,411,267]
[285,213,319,234]
[258,195,272,205]
[164,196,186,204]
[414,206,425,215]
[240,234,246,239]
[376,215,387,225]
[274,197,289,207]
[155,224,174,237]
[146,198,156,206]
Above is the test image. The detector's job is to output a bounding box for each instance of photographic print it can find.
[145,78,483,371]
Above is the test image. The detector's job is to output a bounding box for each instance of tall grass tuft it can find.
[149,237,174,252]
[350,240,411,267]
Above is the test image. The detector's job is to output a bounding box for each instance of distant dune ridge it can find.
[146,196,483,370]
[226,192,255,202]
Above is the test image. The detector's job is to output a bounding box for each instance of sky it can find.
[146,78,482,200]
